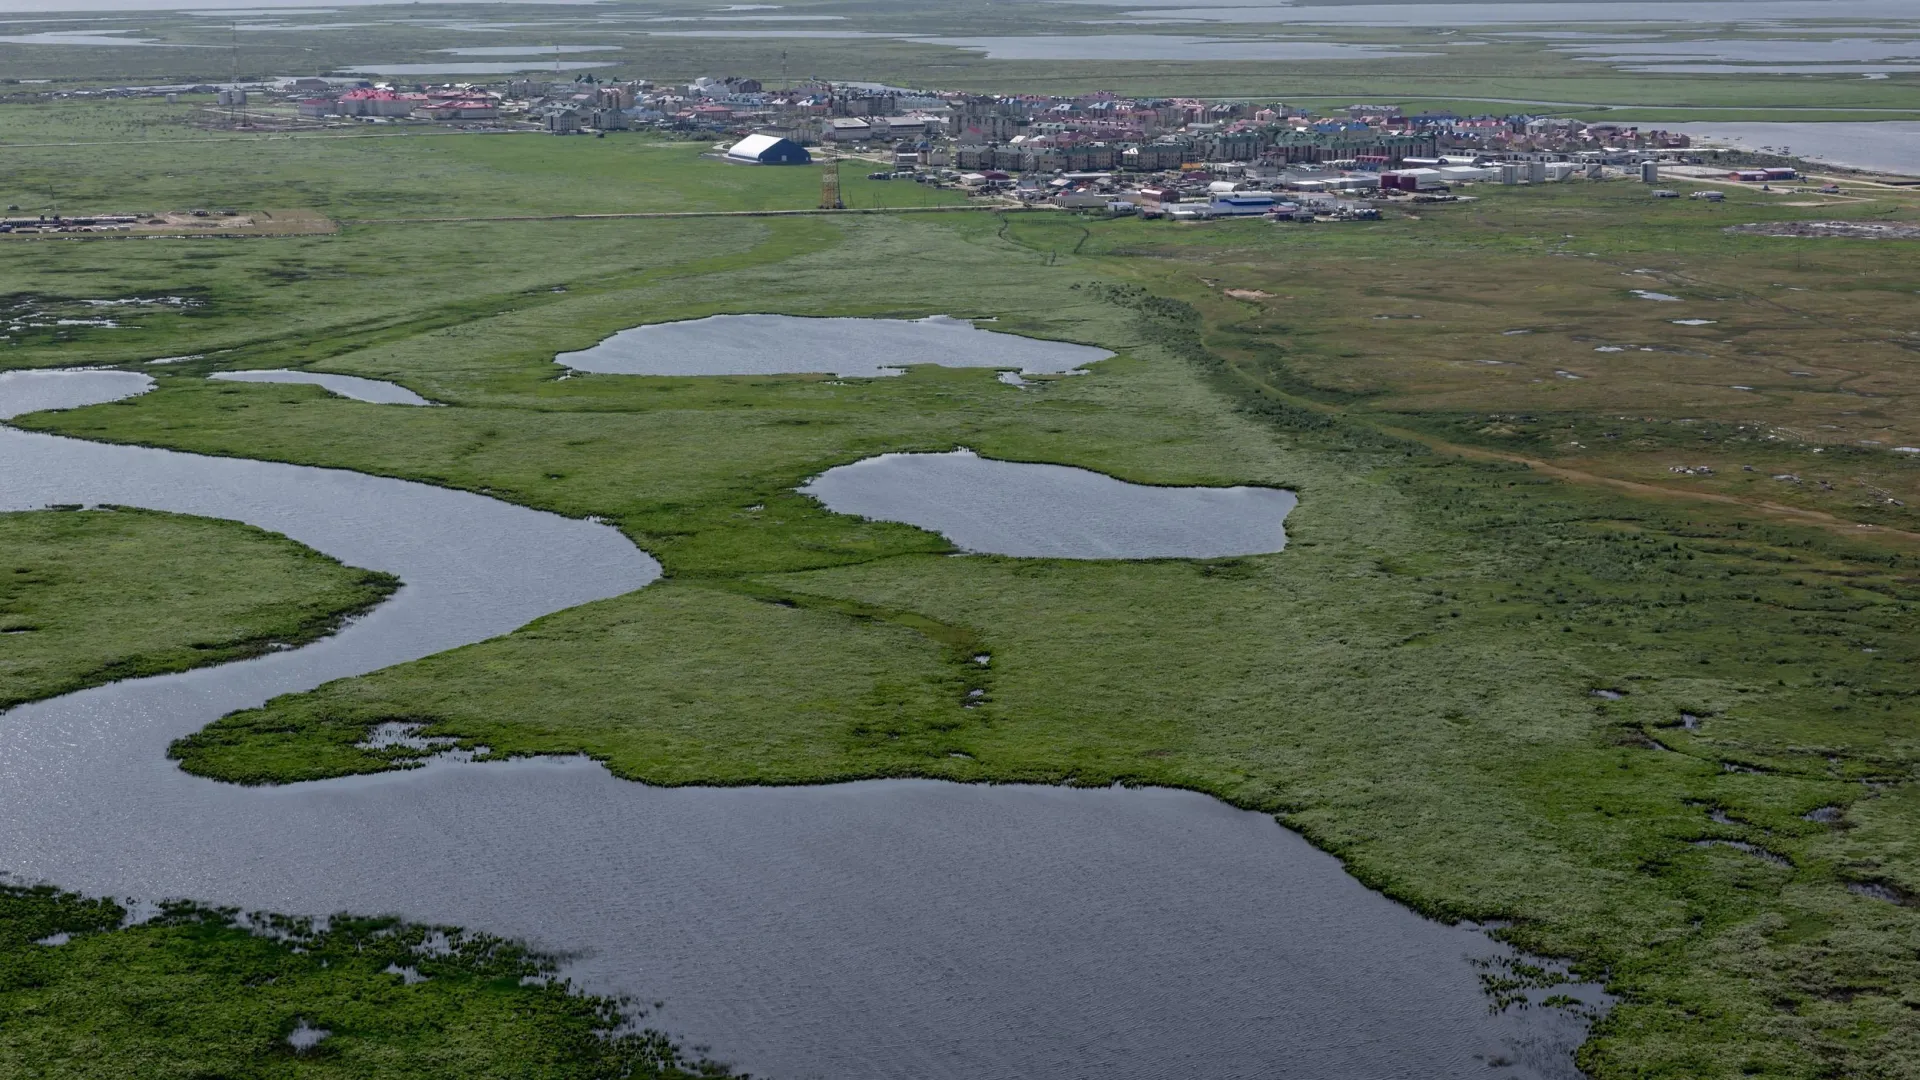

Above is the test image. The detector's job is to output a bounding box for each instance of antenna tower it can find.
[820,157,842,210]
[228,22,245,127]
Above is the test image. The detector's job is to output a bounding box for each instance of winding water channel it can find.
[0,369,1605,1079]
[208,369,438,405]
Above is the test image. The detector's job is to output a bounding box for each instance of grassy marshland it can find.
[0,506,395,713]
[4,113,1920,1077]
[0,884,736,1079]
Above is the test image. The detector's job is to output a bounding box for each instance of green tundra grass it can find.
[0,506,395,713]
[4,109,1920,1078]
[0,885,735,1080]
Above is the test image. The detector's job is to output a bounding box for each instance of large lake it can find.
[0,369,1604,1079]
[556,314,1115,379]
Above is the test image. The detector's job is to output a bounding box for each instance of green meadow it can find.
[0,506,394,712]
[2,112,1919,1078]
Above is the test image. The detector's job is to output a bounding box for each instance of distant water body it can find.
[1671,122,1920,177]
[1063,0,1920,25]
[0,0,603,8]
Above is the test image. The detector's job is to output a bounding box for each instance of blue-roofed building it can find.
[724,134,813,165]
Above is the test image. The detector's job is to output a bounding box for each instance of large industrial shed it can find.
[724,134,812,165]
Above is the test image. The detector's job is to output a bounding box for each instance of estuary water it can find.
[556,314,1115,379]
[0,369,1605,1079]
[801,449,1296,559]
[1668,122,1920,178]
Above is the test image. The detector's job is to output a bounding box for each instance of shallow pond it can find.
[208,369,435,406]
[0,370,1602,1079]
[801,449,1295,559]
[555,314,1114,379]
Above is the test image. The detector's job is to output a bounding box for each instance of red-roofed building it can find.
[337,89,423,117]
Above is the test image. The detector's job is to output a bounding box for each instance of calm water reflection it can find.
[0,370,1603,1079]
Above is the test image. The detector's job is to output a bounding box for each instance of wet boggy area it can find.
[0,370,1606,1080]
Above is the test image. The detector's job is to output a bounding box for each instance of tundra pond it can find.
[207,370,437,406]
[800,449,1297,559]
[554,313,1115,379]
[0,370,1603,1080]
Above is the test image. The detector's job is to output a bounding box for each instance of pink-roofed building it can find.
[336,89,420,118]
[423,99,499,120]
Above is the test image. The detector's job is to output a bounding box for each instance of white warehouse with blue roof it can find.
[724,134,813,165]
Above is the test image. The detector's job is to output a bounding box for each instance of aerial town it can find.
[10,1,1920,1071]
[34,74,1806,229]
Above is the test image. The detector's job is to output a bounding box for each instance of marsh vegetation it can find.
[2,107,1919,1077]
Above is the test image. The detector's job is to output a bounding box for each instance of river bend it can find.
[0,369,1601,1080]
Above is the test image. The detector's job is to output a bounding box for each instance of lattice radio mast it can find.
[820,157,842,210]
[228,22,245,127]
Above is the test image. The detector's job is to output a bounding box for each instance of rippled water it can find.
[1669,121,1920,177]
[801,449,1296,559]
[0,370,1603,1079]
[556,314,1114,379]
[208,369,435,406]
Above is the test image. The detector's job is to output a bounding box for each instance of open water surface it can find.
[1071,0,1920,25]
[895,35,1436,60]
[1668,121,1920,177]
[556,314,1115,379]
[802,449,1296,559]
[343,60,616,74]
[0,368,1604,1079]
[208,369,435,405]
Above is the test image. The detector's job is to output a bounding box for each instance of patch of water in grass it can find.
[287,1019,329,1052]
[801,449,1295,559]
[0,369,152,419]
[208,370,435,406]
[554,314,1113,380]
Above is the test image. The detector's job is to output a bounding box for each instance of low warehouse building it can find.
[724,134,813,165]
